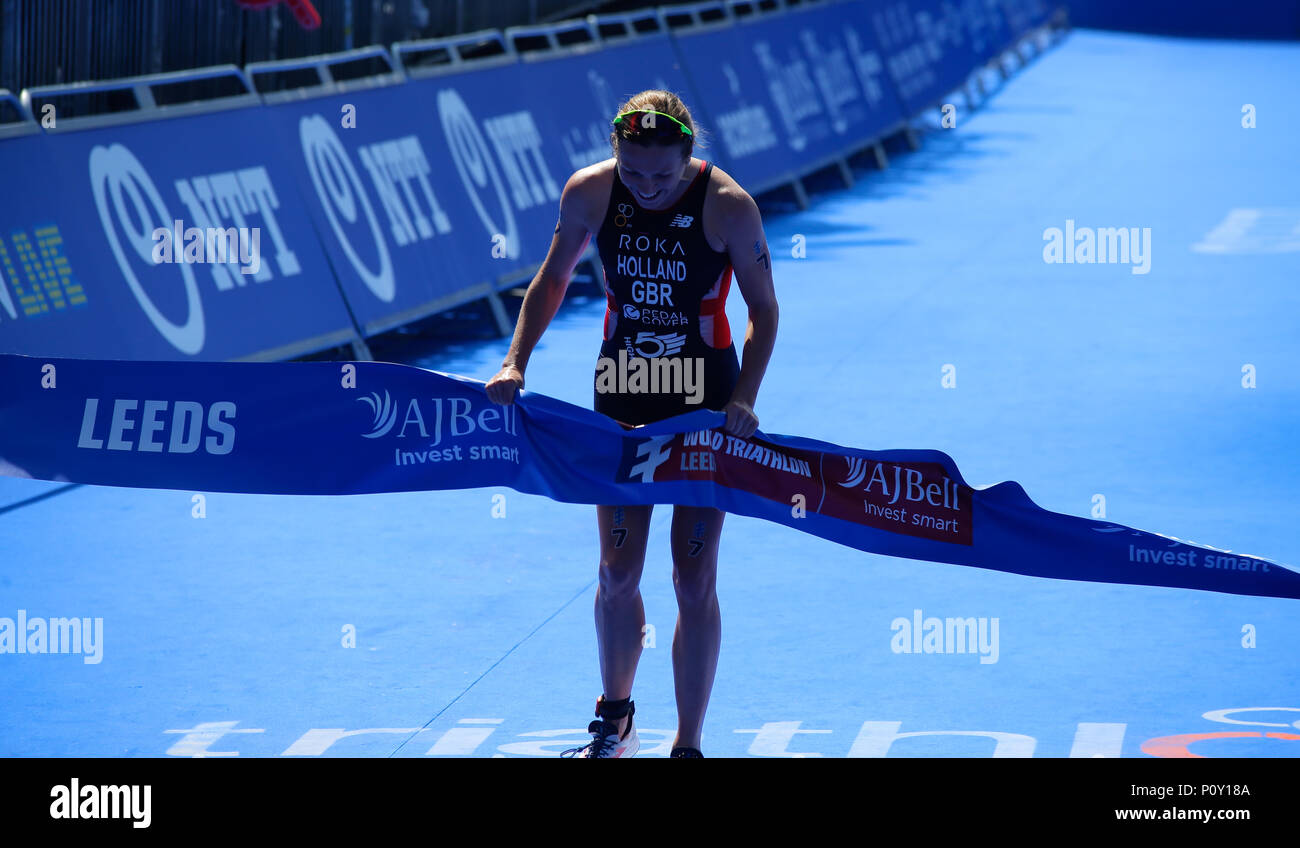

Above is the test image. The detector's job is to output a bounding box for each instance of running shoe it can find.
[561,716,639,758]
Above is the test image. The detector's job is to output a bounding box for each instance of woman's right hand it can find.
[485,365,525,405]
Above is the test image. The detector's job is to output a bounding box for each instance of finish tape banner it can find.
[2,353,1296,601]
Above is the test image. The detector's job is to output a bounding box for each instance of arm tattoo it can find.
[754,240,769,270]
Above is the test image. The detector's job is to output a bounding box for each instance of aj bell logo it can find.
[356,393,519,445]
[358,391,399,439]
[838,456,961,509]
[669,214,694,228]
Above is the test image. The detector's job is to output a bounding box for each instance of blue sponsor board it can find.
[266,36,698,337]
[268,84,491,338]
[961,0,1016,62]
[1068,0,1297,40]
[512,33,698,176]
[1001,0,1056,35]
[865,0,984,114]
[668,1,906,191]
[0,107,358,361]
[0,1,1025,360]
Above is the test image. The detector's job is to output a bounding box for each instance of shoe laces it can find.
[561,719,622,758]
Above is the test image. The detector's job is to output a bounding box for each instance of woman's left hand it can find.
[722,397,758,439]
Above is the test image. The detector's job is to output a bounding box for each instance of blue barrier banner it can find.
[0,134,85,347]
[0,108,358,361]
[2,353,1296,601]
[1001,0,1056,35]
[1067,0,1298,40]
[268,83,490,337]
[961,0,1016,62]
[0,3,1045,362]
[265,35,697,336]
[867,0,984,114]
[667,1,906,190]
[516,35,700,183]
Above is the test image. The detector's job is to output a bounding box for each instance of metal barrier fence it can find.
[0,0,699,96]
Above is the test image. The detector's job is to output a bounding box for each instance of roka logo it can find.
[358,390,398,439]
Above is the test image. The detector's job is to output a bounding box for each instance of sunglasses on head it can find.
[613,109,693,137]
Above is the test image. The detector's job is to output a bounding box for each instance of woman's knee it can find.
[598,554,645,601]
[672,558,718,606]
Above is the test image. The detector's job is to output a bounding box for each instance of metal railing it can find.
[391,29,518,78]
[0,0,717,97]
[7,0,833,126]
[0,89,38,139]
[504,17,601,57]
[20,65,259,132]
[245,45,404,101]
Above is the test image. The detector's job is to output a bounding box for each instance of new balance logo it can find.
[670,214,694,228]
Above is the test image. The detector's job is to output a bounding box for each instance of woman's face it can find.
[616,143,691,209]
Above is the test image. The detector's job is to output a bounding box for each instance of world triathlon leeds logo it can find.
[619,434,674,483]
[358,391,398,439]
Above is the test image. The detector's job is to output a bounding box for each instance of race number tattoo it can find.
[611,506,627,548]
[688,520,706,557]
[753,240,769,270]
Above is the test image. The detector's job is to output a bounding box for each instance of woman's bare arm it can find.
[486,170,597,404]
[717,183,779,438]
